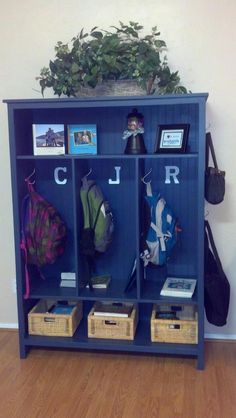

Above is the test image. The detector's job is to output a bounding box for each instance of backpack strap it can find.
[146,181,166,246]
[86,182,95,228]
[86,182,104,230]
[20,241,30,299]
[20,194,31,299]
[82,180,98,291]
[140,181,153,265]
[20,188,46,299]
[145,180,152,197]
[86,185,106,290]
[150,222,171,251]
[148,191,168,252]
[141,182,167,264]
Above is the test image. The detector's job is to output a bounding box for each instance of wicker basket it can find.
[88,303,138,340]
[151,304,198,344]
[76,80,146,97]
[28,300,83,337]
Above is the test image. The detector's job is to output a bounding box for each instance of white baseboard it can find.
[205,333,236,340]
[0,323,18,329]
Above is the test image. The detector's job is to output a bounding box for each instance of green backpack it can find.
[80,178,114,287]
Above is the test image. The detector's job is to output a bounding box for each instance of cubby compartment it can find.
[17,158,78,298]
[138,156,200,302]
[75,157,138,300]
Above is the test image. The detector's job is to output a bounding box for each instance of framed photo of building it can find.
[155,124,190,153]
[32,124,65,155]
[67,124,97,155]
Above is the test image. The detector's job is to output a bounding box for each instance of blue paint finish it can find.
[4,93,208,367]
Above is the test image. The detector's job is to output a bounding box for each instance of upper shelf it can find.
[3,93,208,108]
[16,153,199,160]
[5,94,208,157]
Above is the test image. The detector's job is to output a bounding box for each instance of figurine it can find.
[122,108,147,154]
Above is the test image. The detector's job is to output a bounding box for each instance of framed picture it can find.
[67,124,97,155]
[32,124,65,156]
[155,124,190,153]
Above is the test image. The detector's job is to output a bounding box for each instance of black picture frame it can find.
[155,124,190,153]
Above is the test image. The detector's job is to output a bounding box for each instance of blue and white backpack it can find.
[140,181,178,267]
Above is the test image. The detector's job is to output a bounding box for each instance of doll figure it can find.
[123,108,147,154]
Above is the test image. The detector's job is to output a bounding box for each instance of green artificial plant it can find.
[37,21,187,97]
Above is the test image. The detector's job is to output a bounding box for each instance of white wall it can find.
[0,0,235,336]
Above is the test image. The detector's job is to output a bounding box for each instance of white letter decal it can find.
[54,167,67,185]
[108,166,121,185]
[165,166,180,184]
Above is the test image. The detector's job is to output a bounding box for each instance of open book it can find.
[93,302,133,317]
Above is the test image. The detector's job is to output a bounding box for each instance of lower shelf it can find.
[23,318,199,357]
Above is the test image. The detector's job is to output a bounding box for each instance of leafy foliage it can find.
[37,22,187,97]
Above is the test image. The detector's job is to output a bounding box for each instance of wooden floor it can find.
[0,331,235,418]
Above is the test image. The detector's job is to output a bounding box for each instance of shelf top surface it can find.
[3,92,209,108]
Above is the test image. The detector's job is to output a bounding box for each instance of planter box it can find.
[77,80,146,97]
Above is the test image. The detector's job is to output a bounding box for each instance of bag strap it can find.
[86,182,95,228]
[205,220,224,274]
[20,194,31,299]
[84,181,100,291]
[145,181,152,197]
[86,181,103,230]
[206,132,218,170]
[20,193,45,299]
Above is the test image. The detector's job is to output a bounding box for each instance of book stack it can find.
[93,301,134,318]
[60,272,76,288]
[49,303,76,315]
[86,275,111,289]
[155,304,196,320]
[160,277,197,298]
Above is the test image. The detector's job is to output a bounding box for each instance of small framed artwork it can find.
[67,124,97,155]
[32,124,65,156]
[155,124,190,153]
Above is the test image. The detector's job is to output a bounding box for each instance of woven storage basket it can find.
[28,299,83,337]
[76,80,146,97]
[151,304,198,344]
[88,303,138,340]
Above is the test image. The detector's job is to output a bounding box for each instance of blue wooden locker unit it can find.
[4,93,208,369]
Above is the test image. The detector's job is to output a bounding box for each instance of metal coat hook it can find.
[25,168,35,185]
[141,168,152,184]
[82,168,92,186]
[81,168,93,181]
[84,168,92,178]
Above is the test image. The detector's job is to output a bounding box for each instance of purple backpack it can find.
[21,182,67,299]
